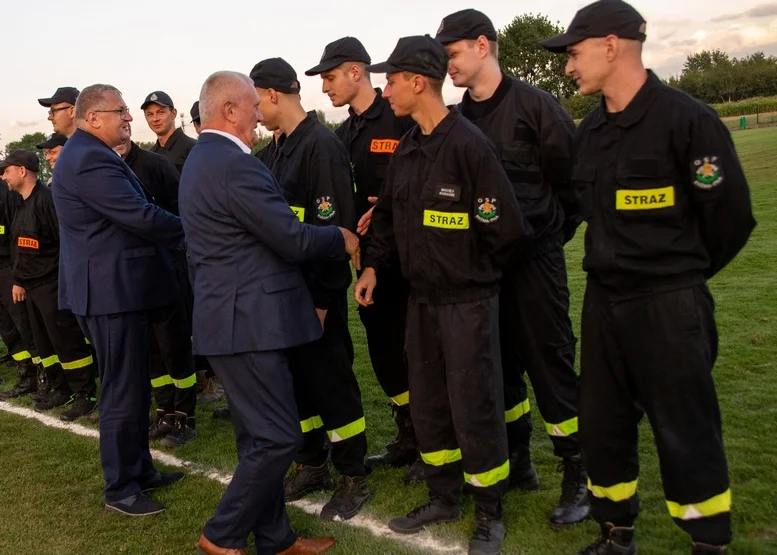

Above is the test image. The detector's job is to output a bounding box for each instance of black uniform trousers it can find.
[0,264,34,363]
[204,350,299,554]
[580,278,731,546]
[26,279,95,396]
[289,290,367,477]
[407,296,508,517]
[77,311,158,503]
[501,245,580,458]
[357,267,410,405]
[148,300,197,419]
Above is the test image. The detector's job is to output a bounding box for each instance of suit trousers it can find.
[289,290,367,477]
[77,311,158,502]
[148,301,197,418]
[204,350,299,554]
[580,279,731,545]
[0,264,34,363]
[501,246,580,458]
[406,296,508,517]
[27,280,96,396]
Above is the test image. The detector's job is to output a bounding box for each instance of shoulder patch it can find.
[475,197,500,224]
[316,196,336,221]
[693,156,724,189]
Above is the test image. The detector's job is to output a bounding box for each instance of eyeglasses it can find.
[94,107,131,117]
[47,106,72,116]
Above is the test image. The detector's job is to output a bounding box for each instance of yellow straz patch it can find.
[423,210,469,230]
[290,206,305,221]
[616,186,675,210]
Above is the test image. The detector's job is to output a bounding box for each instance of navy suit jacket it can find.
[52,129,184,316]
[179,132,344,356]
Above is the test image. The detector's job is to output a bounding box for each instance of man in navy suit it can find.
[180,71,359,555]
[52,84,186,516]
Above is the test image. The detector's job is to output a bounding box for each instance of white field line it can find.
[0,401,466,555]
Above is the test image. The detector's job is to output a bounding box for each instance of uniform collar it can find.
[125,141,140,166]
[397,110,458,160]
[347,88,386,121]
[589,70,660,130]
[156,127,184,150]
[278,111,319,157]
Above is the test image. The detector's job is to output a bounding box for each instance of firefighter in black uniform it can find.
[0,178,37,399]
[305,36,420,479]
[1,150,98,421]
[115,131,198,447]
[141,91,197,174]
[250,57,370,521]
[356,36,532,555]
[190,101,202,136]
[542,2,756,554]
[436,9,588,528]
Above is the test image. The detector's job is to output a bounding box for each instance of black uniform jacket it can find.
[125,141,181,215]
[11,182,59,290]
[364,111,532,305]
[267,111,356,310]
[571,71,756,300]
[151,127,197,175]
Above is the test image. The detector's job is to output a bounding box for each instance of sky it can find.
[2,0,777,148]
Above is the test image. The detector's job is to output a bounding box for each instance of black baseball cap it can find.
[38,86,80,107]
[190,101,200,123]
[250,58,301,94]
[305,37,372,76]
[36,133,68,150]
[541,0,647,53]
[435,9,497,45]
[0,150,40,173]
[141,91,175,111]
[367,35,449,80]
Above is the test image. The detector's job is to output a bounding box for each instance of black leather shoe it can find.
[550,454,590,528]
[105,493,166,516]
[320,475,370,520]
[60,393,97,421]
[140,471,185,492]
[284,462,335,501]
[389,497,461,534]
[34,390,70,411]
[160,412,197,447]
[149,411,175,440]
[469,511,505,555]
[576,522,637,555]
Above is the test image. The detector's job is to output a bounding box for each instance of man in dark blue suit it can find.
[180,71,359,555]
[52,84,186,516]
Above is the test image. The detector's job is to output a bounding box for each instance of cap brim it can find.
[365,62,405,74]
[435,34,465,45]
[540,33,587,53]
[305,60,342,76]
[38,97,54,107]
[140,101,173,110]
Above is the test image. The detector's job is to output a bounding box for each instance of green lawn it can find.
[1,127,776,554]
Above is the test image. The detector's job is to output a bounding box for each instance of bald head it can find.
[199,71,261,149]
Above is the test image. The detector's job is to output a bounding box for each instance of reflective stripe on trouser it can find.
[25,280,96,396]
[357,267,410,401]
[580,280,732,545]
[0,263,36,361]
[11,350,32,362]
[500,246,579,458]
[149,302,197,417]
[407,297,508,517]
[289,289,367,477]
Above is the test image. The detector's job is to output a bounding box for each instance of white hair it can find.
[199,71,254,124]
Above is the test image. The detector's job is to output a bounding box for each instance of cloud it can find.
[711,2,777,22]
[9,120,41,128]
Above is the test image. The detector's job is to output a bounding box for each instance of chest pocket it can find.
[615,158,680,220]
[570,163,595,221]
[419,181,469,231]
[501,131,543,200]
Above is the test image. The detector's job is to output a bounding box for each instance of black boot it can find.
[32,364,52,402]
[509,444,540,491]
[320,475,370,520]
[0,362,39,399]
[60,392,98,422]
[403,455,425,485]
[283,462,335,501]
[469,506,505,555]
[389,497,462,534]
[160,412,197,447]
[550,454,591,528]
[576,522,637,555]
[366,403,417,468]
[33,389,70,411]
[692,543,728,554]
[149,410,175,440]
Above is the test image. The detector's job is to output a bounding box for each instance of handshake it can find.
[338,227,361,271]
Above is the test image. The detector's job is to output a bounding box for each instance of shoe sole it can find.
[320,492,371,521]
[104,504,165,517]
[388,513,462,534]
[60,408,97,422]
[549,511,591,530]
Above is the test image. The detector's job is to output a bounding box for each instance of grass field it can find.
[1,127,776,554]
